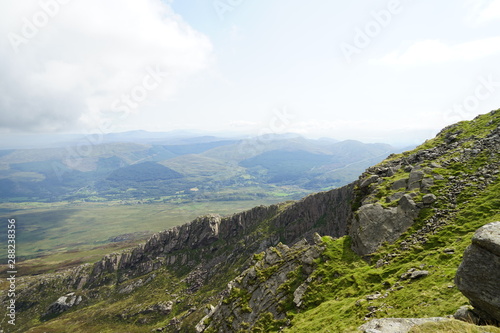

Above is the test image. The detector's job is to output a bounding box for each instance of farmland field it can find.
[0,194,298,275]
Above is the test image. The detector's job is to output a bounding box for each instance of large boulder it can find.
[350,195,419,255]
[43,293,83,318]
[455,221,500,323]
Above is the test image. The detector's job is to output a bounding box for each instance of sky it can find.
[1,0,500,146]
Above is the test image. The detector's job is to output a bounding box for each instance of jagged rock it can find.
[293,280,309,307]
[43,293,83,318]
[455,221,500,323]
[118,279,144,294]
[200,241,325,332]
[86,185,355,287]
[143,301,173,315]
[359,317,450,333]
[182,267,207,293]
[350,195,419,255]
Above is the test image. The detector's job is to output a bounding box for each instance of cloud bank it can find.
[0,0,213,133]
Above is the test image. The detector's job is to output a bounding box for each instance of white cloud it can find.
[377,38,500,66]
[478,0,500,22]
[0,0,213,133]
[465,0,500,24]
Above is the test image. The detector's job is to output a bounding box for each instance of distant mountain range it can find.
[0,131,407,202]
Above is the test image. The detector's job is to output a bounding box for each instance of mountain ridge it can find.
[1,110,499,332]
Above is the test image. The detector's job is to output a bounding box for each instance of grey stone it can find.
[386,192,404,203]
[200,241,326,332]
[410,270,429,279]
[293,281,309,307]
[44,293,83,317]
[422,194,437,205]
[455,222,500,323]
[391,178,408,190]
[359,317,450,333]
[118,279,144,294]
[454,305,481,325]
[471,221,500,256]
[350,195,419,255]
[360,175,380,188]
[420,177,434,192]
[408,170,425,190]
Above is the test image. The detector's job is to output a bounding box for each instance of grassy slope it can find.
[285,111,500,332]
[410,320,500,333]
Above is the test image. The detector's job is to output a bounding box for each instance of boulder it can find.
[391,179,408,190]
[350,195,419,255]
[422,194,437,205]
[455,222,500,323]
[43,293,83,318]
[407,170,425,190]
[360,175,380,189]
[359,317,449,333]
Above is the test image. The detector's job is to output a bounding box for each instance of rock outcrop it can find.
[198,236,326,332]
[350,194,419,255]
[87,184,356,287]
[43,292,83,318]
[455,221,500,324]
[359,317,450,333]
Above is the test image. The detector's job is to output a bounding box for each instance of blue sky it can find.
[1,0,500,145]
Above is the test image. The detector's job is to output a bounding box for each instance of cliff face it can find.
[87,183,356,288]
[10,181,358,332]
[198,236,326,333]
[7,110,500,333]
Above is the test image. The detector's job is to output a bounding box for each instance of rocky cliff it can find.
[4,109,500,333]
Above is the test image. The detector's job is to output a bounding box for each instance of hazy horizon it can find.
[2,1,500,146]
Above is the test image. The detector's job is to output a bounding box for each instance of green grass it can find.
[410,320,500,333]
[285,110,500,332]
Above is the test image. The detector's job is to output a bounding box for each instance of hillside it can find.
[1,110,499,332]
[0,135,397,202]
